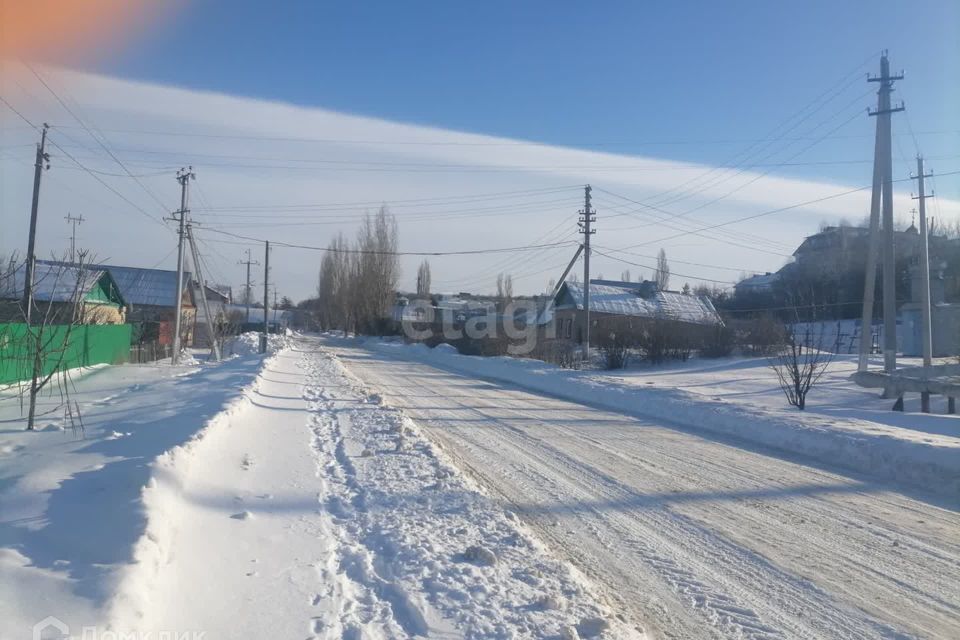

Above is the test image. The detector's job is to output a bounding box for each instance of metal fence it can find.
[128,341,174,364]
[0,323,132,385]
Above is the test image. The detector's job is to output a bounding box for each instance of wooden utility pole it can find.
[913,155,934,412]
[858,52,903,373]
[169,167,195,365]
[23,123,50,324]
[64,213,84,263]
[238,248,259,324]
[260,241,270,354]
[578,185,595,362]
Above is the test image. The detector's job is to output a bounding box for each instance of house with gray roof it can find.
[0,261,126,324]
[550,279,722,346]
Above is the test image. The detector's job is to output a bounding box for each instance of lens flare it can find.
[0,0,181,62]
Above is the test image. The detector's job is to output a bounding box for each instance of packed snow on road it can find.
[2,333,958,639]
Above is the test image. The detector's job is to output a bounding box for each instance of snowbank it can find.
[365,340,960,497]
[222,331,291,356]
[0,353,271,637]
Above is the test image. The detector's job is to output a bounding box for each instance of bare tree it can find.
[3,253,98,430]
[768,320,837,410]
[317,208,400,335]
[416,259,431,298]
[655,248,670,291]
[620,269,631,282]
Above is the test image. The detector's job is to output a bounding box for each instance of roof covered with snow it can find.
[555,281,721,325]
[1,262,118,304]
[735,272,779,290]
[92,264,193,308]
[224,304,290,325]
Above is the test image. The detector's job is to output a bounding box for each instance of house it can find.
[550,279,722,345]
[92,264,195,346]
[223,304,289,333]
[733,272,779,296]
[0,261,126,324]
[191,281,232,346]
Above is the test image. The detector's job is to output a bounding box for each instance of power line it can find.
[591,248,736,286]
[591,244,764,273]
[51,124,956,147]
[636,56,876,209]
[25,64,173,217]
[607,170,960,254]
[592,190,794,257]
[189,185,582,212]
[202,227,578,256]
[0,95,39,129]
[44,137,171,229]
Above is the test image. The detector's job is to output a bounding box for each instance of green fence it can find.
[0,323,132,385]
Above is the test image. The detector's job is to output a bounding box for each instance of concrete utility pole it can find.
[23,123,50,324]
[260,241,270,354]
[858,52,904,373]
[238,248,259,324]
[912,155,934,412]
[64,213,84,263]
[186,225,222,362]
[578,185,595,361]
[169,167,195,365]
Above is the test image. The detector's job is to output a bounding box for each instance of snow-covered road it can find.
[330,341,960,640]
[114,338,637,639]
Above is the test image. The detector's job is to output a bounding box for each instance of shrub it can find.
[701,323,735,358]
[598,332,631,370]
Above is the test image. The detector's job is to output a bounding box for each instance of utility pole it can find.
[23,123,50,324]
[858,52,903,373]
[64,213,84,263]
[578,184,595,362]
[186,224,222,362]
[260,241,270,354]
[238,248,259,324]
[912,155,934,412]
[168,167,195,365]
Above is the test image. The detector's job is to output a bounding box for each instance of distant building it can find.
[551,279,722,345]
[223,304,289,332]
[733,272,779,296]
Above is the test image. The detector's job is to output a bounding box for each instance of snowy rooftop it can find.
[556,281,721,325]
[224,304,290,324]
[735,272,779,289]
[92,264,193,308]
[1,262,109,303]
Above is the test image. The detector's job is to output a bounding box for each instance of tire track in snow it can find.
[333,342,960,640]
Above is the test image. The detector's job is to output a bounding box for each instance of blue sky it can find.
[79,0,959,184]
[4,1,959,298]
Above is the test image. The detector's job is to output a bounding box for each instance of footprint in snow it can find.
[231,511,253,520]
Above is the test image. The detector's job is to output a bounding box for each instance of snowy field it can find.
[1,336,637,639]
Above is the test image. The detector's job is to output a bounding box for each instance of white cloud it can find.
[2,62,957,299]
